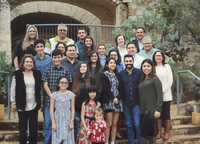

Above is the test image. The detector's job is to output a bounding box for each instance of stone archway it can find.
[11,1,101,24]
[11,1,101,47]
[0,0,128,58]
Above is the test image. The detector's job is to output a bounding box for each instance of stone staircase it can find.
[156,115,200,144]
[1,104,200,144]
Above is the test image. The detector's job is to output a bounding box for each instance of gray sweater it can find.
[138,76,163,119]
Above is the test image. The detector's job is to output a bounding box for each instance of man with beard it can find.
[119,54,141,144]
[75,27,87,60]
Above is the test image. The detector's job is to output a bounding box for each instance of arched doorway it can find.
[11,1,101,44]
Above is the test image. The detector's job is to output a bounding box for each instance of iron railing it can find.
[176,70,200,114]
[27,24,123,46]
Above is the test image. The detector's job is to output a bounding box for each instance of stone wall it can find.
[0,0,11,61]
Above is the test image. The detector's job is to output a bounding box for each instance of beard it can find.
[125,64,133,70]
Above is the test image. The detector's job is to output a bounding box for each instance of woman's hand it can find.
[154,111,161,119]
[113,98,118,105]
[69,121,74,130]
[52,123,57,132]
[11,103,17,109]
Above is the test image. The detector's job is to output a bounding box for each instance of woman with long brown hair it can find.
[100,57,123,144]
[138,59,163,144]
[79,36,95,61]
[13,25,39,70]
[87,50,104,92]
[72,62,96,141]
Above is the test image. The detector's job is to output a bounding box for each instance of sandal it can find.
[163,132,170,140]
[156,132,162,139]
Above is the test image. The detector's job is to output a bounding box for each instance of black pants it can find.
[92,143,105,144]
[18,108,38,144]
[140,113,156,139]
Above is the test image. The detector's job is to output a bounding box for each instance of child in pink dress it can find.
[88,108,106,144]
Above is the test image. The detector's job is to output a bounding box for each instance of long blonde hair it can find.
[22,25,39,50]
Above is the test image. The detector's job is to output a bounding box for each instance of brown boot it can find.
[156,119,162,139]
[163,120,171,140]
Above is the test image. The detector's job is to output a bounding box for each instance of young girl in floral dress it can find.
[88,107,106,144]
[50,76,75,144]
[78,85,101,144]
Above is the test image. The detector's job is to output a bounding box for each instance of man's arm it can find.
[43,81,51,97]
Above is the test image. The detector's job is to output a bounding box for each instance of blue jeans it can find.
[43,107,52,144]
[123,104,140,144]
[74,111,81,141]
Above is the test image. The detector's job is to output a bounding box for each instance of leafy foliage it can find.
[112,9,190,62]
[0,51,14,104]
[135,0,200,45]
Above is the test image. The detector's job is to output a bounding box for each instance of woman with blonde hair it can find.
[13,25,39,70]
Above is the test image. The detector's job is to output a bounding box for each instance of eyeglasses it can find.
[60,82,68,85]
[110,54,117,57]
[58,29,67,32]
[155,55,162,57]
[143,42,152,45]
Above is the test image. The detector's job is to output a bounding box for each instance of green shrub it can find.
[0,51,14,105]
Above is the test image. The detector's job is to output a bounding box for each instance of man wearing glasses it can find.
[138,36,158,60]
[45,23,74,55]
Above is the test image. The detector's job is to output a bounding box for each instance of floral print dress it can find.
[51,91,75,144]
[78,103,98,144]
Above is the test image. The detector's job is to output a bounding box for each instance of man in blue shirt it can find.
[119,54,141,144]
[34,39,53,121]
[34,39,53,75]
[62,44,80,79]
[75,27,87,60]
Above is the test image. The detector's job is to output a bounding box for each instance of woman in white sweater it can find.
[152,50,173,140]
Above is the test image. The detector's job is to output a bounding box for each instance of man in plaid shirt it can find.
[42,49,72,144]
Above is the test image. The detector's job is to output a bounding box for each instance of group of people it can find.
[10,24,173,144]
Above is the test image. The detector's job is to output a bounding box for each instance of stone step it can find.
[171,115,191,125]
[2,134,200,144]
[1,115,190,131]
[156,134,200,144]
[0,121,43,131]
[171,124,200,135]
[116,139,128,144]
[0,142,44,144]
[0,130,128,143]
[0,130,43,141]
